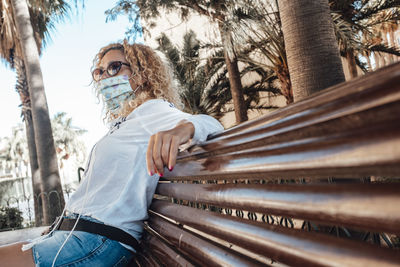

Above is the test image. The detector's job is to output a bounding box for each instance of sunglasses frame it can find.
[92,61,131,82]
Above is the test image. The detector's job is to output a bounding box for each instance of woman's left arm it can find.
[146,115,223,176]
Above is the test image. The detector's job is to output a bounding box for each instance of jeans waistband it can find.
[64,212,104,224]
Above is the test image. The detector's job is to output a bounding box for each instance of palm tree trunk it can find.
[346,50,358,79]
[379,51,387,67]
[218,23,248,123]
[276,64,293,104]
[390,29,400,62]
[373,52,380,69]
[24,110,44,226]
[389,30,397,63]
[224,53,248,123]
[382,31,395,64]
[14,58,43,226]
[365,51,372,71]
[11,0,64,225]
[277,0,345,102]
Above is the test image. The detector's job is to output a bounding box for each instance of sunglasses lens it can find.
[93,61,128,81]
[92,69,103,81]
[108,62,122,76]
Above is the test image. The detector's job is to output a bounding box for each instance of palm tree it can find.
[13,57,44,225]
[3,0,71,225]
[277,0,345,101]
[371,9,400,66]
[106,0,250,123]
[1,125,29,178]
[156,31,280,119]
[224,0,293,104]
[0,0,70,226]
[0,113,86,210]
[51,112,86,171]
[107,0,399,106]
[206,0,400,104]
[330,1,400,77]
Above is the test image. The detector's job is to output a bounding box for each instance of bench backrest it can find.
[135,62,400,266]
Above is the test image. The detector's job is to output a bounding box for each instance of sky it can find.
[0,0,141,155]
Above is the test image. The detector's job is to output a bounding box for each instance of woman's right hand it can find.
[146,120,195,176]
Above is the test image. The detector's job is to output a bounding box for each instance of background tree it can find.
[157,30,280,119]
[13,59,43,224]
[9,0,69,225]
[0,207,23,230]
[106,0,250,123]
[0,116,86,182]
[330,0,400,78]
[1,0,73,225]
[51,112,86,171]
[1,126,29,178]
[209,0,400,105]
[0,114,86,220]
[107,0,399,108]
[0,0,63,226]
[225,0,292,104]
[277,0,345,101]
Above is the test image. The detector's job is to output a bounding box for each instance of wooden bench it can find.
[132,62,400,266]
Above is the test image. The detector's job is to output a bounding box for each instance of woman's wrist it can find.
[178,120,195,140]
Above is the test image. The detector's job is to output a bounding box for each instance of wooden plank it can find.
[148,214,264,266]
[150,200,400,267]
[140,233,194,267]
[162,63,400,180]
[156,183,400,234]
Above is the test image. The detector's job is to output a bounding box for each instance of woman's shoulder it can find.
[128,99,177,117]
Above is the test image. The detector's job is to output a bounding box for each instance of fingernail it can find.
[149,171,153,176]
[159,172,164,177]
[168,166,174,171]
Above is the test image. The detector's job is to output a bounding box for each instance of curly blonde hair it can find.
[92,40,183,122]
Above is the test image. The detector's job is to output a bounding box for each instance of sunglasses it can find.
[92,61,131,81]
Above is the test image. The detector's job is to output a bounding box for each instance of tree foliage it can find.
[107,0,253,123]
[330,0,400,72]
[0,206,23,230]
[106,0,400,108]
[89,0,398,120]
[51,112,86,168]
[0,113,86,172]
[157,31,280,119]
[0,0,71,68]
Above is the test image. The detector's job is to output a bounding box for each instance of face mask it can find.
[97,75,136,112]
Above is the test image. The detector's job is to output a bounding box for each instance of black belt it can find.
[56,217,139,252]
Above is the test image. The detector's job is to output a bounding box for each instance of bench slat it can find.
[155,183,400,234]
[164,121,400,180]
[210,62,400,140]
[150,200,400,267]
[140,234,194,267]
[148,214,264,266]
[145,63,400,265]
[134,245,163,267]
[163,63,400,180]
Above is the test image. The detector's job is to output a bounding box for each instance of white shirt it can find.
[66,99,224,244]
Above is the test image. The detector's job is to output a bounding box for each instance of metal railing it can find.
[0,187,76,229]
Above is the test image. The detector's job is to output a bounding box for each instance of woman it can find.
[0,40,223,266]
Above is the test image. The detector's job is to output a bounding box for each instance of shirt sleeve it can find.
[184,114,224,144]
[138,100,224,143]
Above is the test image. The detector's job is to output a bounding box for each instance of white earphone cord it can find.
[51,163,94,267]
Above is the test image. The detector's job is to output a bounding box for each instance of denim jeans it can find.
[32,215,134,267]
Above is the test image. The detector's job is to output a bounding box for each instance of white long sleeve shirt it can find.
[66,99,224,243]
